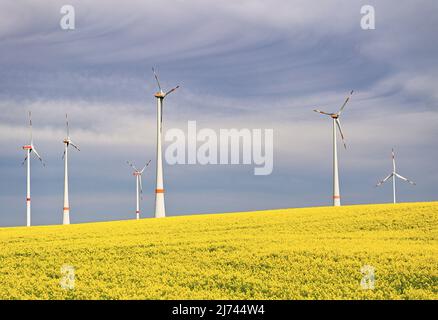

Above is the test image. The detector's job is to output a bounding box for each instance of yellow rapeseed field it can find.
[0,202,437,300]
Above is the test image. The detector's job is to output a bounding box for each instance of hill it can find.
[0,202,437,299]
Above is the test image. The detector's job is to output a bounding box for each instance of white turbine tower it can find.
[127,160,151,220]
[62,114,80,225]
[376,148,416,204]
[152,67,180,218]
[314,90,353,206]
[21,111,45,227]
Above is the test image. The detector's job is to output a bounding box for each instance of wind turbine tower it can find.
[314,90,353,206]
[62,114,80,225]
[21,111,45,227]
[376,148,416,204]
[152,68,179,218]
[127,160,151,219]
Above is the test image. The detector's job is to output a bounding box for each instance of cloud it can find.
[0,0,437,226]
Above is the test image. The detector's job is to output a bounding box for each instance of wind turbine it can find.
[314,90,353,206]
[21,111,45,227]
[376,148,416,204]
[127,160,151,220]
[152,67,180,218]
[62,114,80,225]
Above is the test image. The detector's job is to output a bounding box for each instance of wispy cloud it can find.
[0,0,437,226]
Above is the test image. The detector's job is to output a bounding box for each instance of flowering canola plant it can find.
[0,202,437,299]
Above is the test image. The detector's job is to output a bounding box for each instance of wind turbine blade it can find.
[21,154,28,166]
[376,173,393,187]
[152,67,162,92]
[127,161,138,171]
[70,141,80,151]
[395,173,416,185]
[391,148,397,172]
[140,159,152,173]
[337,90,354,116]
[313,109,333,116]
[62,149,66,160]
[29,111,33,143]
[160,103,163,132]
[31,146,45,166]
[335,119,347,149]
[164,85,180,97]
[66,113,69,137]
[139,177,143,200]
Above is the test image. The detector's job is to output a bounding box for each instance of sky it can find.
[0,0,437,226]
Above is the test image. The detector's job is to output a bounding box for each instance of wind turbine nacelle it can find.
[22,145,32,150]
[63,139,70,144]
[154,92,165,98]
[133,172,141,176]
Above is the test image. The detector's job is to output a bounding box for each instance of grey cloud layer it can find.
[0,0,437,226]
